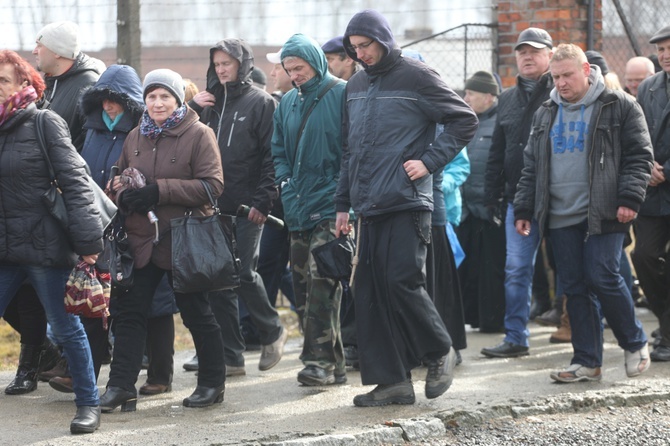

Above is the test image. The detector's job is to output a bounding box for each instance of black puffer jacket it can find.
[0,104,104,268]
[514,88,653,237]
[189,38,277,215]
[485,73,553,206]
[38,52,102,151]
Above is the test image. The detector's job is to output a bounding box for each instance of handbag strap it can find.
[294,78,340,153]
[34,110,59,186]
[199,179,220,214]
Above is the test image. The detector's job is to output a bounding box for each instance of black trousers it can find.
[209,291,246,367]
[426,225,467,351]
[145,314,174,385]
[456,215,506,332]
[107,262,225,392]
[3,284,47,347]
[631,214,670,346]
[354,211,451,386]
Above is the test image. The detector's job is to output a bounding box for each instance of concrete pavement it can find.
[1,307,668,445]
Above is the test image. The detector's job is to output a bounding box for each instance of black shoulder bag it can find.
[171,180,240,294]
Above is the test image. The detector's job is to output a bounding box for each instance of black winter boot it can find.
[38,338,61,374]
[5,344,41,395]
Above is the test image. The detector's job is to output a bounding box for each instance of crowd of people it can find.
[0,10,668,436]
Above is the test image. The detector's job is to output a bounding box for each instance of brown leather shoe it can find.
[38,357,69,382]
[49,376,74,393]
[139,382,172,395]
[549,299,571,344]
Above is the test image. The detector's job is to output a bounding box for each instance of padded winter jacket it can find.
[514,88,653,236]
[0,104,104,268]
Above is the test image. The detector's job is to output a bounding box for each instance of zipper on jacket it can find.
[585,99,612,242]
[227,111,237,147]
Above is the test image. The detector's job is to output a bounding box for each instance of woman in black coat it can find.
[0,50,103,434]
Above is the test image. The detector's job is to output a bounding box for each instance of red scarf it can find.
[0,86,38,127]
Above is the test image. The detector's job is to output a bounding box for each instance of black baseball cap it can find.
[515,27,553,51]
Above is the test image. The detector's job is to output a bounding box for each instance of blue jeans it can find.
[503,203,541,346]
[550,221,647,368]
[0,265,99,407]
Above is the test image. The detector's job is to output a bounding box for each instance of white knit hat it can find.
[36,21,81,59]
[143,69,185,107]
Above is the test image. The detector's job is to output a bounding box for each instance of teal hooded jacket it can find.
[271,34,346,231]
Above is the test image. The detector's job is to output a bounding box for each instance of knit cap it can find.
[143,69,185,106]
[36,21,80,59]
[465,71,500,96]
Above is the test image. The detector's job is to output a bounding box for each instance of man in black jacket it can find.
[190,38,287,374]
[631,25,670,362]
[335,10,477,407]
[514,44,652,382]
[33,21,102,151]
[482,27,554,358]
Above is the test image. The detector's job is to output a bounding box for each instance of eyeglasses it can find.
[347,40,374,52]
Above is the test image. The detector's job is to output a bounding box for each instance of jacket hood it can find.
[206,39,254,96]
[280,34,331,92]
[550,64,606,110]
[80,64,144,119]
[343,9,401,71]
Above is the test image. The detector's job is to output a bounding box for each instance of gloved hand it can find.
[120,184,159,214]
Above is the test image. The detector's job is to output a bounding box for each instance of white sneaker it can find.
[624,344,650,377]
[550,363,602,383]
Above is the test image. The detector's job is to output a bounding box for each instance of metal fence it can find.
[602,0,669,80]
[401,23,497,93]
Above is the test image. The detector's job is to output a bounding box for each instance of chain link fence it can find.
[602,0,669,80]
[401,23,497,93]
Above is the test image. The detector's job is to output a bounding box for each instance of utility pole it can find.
[117,0,141,73]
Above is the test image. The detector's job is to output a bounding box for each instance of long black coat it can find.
[0,104,104,268]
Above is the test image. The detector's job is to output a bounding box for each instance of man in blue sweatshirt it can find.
[514,44,653,383]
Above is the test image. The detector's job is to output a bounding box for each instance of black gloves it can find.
[486,203,504,227]
[120,184,159,214]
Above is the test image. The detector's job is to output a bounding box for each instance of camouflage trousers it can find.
[290,219,345,372]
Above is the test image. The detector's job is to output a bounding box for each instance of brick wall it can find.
[496,0,602,87]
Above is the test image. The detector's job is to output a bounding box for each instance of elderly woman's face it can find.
[145,87,178,126]
[0,63,23,104]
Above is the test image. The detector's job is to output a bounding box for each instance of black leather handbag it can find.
[171,181,240,294]
[311,234,356,281]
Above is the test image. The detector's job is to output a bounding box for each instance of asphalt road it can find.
[0,308,667,445]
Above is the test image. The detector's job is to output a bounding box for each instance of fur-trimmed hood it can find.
[80,64,144,130]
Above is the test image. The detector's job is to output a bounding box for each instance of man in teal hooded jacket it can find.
[272,33,347,386]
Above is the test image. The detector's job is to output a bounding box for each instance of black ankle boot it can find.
[38,338,61,374]
[183,384,225,408]
[5,344,40,395]
[100,386,137,413]
[70,406,101,434]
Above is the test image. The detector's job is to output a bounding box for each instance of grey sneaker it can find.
[259,327,288,371]
[297,365,347,386]
[353,381,415,407]
[550,363,602,383]
[226,365,246,377]
[425,348,457,399]
[625,344,650,377]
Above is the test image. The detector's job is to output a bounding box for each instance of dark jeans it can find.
[145,314,174,386]
[107,263,224,392]
[550,221,647,368]
[2,284,47,346]
[631,214,670,346]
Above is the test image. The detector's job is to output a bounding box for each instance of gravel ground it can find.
[430,401,670,445]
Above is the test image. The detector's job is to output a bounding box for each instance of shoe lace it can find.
[426,357,444,380]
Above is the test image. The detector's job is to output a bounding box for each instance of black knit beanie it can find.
[465,71,499,96]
